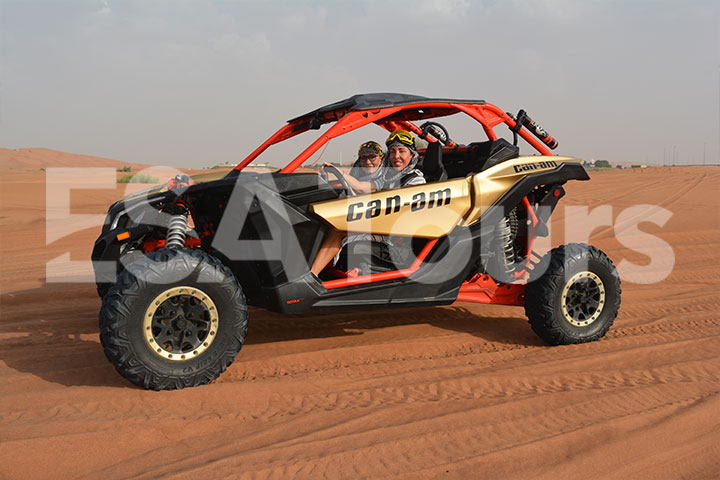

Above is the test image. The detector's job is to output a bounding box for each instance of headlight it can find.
[106,191,169,233]
[110,211,126,231]
[110,201,162,232]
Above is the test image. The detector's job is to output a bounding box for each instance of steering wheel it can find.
[320,164,352,197]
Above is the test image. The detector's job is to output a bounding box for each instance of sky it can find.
[1,0,719,168]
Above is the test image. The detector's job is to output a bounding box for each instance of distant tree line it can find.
[593,159,612,168]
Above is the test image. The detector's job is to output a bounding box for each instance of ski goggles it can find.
[385,129,414,147]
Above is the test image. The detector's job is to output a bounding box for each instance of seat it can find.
[475,138,520,172]
[419,142,447,182]
[443,139,519,178]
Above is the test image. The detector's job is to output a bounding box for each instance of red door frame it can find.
[322,239,438,290]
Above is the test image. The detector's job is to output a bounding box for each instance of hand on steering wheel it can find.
[320,163,353,197]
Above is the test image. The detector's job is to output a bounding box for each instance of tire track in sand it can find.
[96,383,719,479]
[593,172,707,240]
[3,352,717,428]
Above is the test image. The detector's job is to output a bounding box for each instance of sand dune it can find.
[1,158,718,479]
[0,147,149,171]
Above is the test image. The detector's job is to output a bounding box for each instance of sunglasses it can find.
[359,154,380,161]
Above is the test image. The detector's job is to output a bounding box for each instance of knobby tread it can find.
[99,248,248,390]
[524,243,621,345]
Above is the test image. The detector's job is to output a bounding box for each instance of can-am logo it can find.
[513,160,558,173]
[346,188,452,222]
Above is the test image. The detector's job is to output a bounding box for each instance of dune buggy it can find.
[93,93,621,390]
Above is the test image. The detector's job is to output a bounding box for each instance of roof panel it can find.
[288,92,485,123]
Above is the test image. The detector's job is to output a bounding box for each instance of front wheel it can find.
[525,243,621,345]
[99,248,248,390]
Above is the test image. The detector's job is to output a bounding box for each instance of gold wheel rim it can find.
[143,286,219,362]
[561,271,605,327]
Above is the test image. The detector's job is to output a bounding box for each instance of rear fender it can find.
[467,157,589,228]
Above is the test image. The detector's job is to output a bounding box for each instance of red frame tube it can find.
[234,123,300,171]
[456,274,525,305]
[517,196,540,276]
[322,239,438,289]
[280,107,404,174]
[475,103,553,156]
[235,102,553,174]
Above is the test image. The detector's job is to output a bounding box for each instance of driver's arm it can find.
[343,174,377,194]
[320,163,378,194]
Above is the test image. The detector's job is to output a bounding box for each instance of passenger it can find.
[310,131,426,277]
[382,129,426,188]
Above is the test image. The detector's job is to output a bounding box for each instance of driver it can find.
[320,140,386,194]
[310,131,426,277]
[311,141,386,275]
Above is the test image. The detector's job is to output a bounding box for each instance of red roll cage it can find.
[233,95,554,173]
[232,94,558,305]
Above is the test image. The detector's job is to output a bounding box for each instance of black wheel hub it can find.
[150,294,212,355]
[564,277,602,324]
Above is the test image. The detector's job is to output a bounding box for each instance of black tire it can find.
[96,248,146,299]
[99,248,248,390]
[97,282,110,299]
[525,243,621,345]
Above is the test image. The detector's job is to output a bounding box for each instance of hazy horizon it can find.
[1,0,718,168]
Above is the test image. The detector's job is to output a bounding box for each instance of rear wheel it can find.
[99,248,247,390]
[525,243,621,345]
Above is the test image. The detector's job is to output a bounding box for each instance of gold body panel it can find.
[310,156,578,238]
[462,155,576,225]
[310,178,472,238]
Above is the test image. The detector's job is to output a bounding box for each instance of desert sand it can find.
[1,148,718,479]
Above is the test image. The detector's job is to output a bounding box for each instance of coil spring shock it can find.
[497,208,519,276]
[165,212,189,249]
